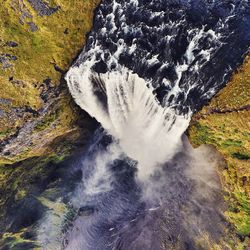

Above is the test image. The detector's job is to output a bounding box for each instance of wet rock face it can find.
[0,151,95,249]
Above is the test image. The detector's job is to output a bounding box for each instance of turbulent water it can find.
[67,0,249,113]
[39,0,250,249]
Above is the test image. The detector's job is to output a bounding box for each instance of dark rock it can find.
[6,54,17,61]
[40,92,49,103]
[40,78,62,102]
[24,106,39,117]
[78,206,96,216]
[64,28,69,35]
[183,241,196,250]
[3,151,11,156]
[10,242,37,250]
[8,196,46,232]
[54,64,65,74]
[27,0,60,16]
[6,41,18,47]
[21,231,35,240]
[27,22,38,32]
[43,77,52,88]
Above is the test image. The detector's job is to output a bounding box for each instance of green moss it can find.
[0,0,100,145]
[226,192,250,236]
[34,112,59,131]
[222,139,242,147]
[188,122,213,146]
[232,152,250,160]
[0,128,12,139]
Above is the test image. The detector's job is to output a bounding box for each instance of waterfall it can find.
[39,0,250,249]
[66,66,190,179]
[65,0,249,178]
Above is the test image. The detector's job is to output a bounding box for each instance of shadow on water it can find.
[47,131,226,250]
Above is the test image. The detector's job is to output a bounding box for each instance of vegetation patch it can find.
[0,0,101,155]
[188,55,250,244]
[232,152,250,160]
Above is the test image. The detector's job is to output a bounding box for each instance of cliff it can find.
[0,1,100,248]
[0,0,100,165]
[188,55,250,246]
[0,1,249,249]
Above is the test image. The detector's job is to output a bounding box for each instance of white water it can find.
[35,0,250,247]
[64,0,223,180]
[66,66,190,180]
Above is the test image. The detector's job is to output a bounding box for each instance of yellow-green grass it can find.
[0,0,100,163]
[188,56,250,240]
[0,0,100,108]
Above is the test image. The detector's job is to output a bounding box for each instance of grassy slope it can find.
[188,56,250,246]
[0,1,100,248]
[0,0,100,164]
[0,0,100,108]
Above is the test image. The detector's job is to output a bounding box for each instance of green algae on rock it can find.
[0,152,87,249]
[188,55,250,247]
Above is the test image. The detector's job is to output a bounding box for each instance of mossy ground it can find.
[0,0,100,164]
[0,1,100,247]
[0,0,100,108]
[188,56,250,246]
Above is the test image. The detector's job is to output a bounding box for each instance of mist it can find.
[37,129,226,250]
[66,67,191,180]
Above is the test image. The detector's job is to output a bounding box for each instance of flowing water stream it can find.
[38,0,250,249]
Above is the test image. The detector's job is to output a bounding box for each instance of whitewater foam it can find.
[38,0,250,248]
[66,66,190,179]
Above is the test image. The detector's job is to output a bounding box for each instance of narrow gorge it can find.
[0,0,249,249]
